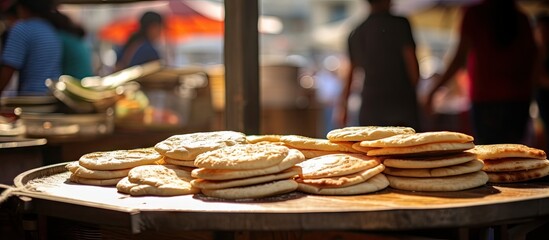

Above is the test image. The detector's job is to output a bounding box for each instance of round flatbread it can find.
[297,174,389,195]
[383,160,484,177]
[482,158,549,172]
[79,148,162,170]
[192,149,305,180]
[154,131,247,160]
[360,131,474,148]
[194,143,289,170]
[66,162,131,179]
[487,165,549,183]
[279,135,359,152]
[201,179,298,199]
[127,165,199,195]
[351,142,376,153]
[298,149,348,159]
[246,135,282,144]
[164,157,196,167]
[191,167,301,190]
[69,174,123,186]
[367,142,475,157]
[297,164,385,188]
[383,152,477,169]
[298,153,380,179]
[116,177,138,194]
[386,171,488,192]
[327,126,415,142]
[469,144,547,160]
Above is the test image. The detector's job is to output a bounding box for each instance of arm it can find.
[402,45,419,88]
[0,65,15,94]
[335,62,354,128]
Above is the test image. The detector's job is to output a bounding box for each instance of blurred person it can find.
[115,11,163,71]
[535,13,549,150]
[49,10,94,80]
[0,0,61,96]
[337,0,420,130]
[426,0,537,145]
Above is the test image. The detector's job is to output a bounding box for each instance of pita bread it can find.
[298,149,349,159]
[296,164,385,187]
[386,171,488,192]
[154,131,247,160]
[191,149,305,180]
[383,152,477,169]
[127,165,199,195]
[191,167,301,190]
[482,158,549,172]
[383,160,483,177]
[164,157,196,167]
[79,148,162,170]
[327,126,415,142]
[360,131,474,148]
[194,143,289,170]
[297,174,389,195]
[279,135,359,152]
[298,153,380,179]
[351,142,376,153]
[487,165,549,183]
[66,161,131,179]
[246,135,282,144]
[367,142,475,157]
[201,179,298,199]
[69,175,123,186]
[116,177,139,194]
[469,144,546,160]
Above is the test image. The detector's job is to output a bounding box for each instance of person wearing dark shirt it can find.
[338,0,420,130]
[115,11,163,71]
[427,0,537,144]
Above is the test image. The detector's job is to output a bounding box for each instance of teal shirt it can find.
[58,31,93,80]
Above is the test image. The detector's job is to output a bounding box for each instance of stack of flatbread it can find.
[117,165,200,196]
[359,131,488,191]
[296,153,389,195]
[154,131,247,167]
[326,126,416,154]
[67,148,163,186]
[469,144,549,183]
[190,143,305,199]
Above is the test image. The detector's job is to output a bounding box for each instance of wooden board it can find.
[11,163,549,234]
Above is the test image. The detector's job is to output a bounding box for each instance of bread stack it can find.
[190,143,305,199]
[117,165,199,196]
[469,144,549,183]
[359,131,488,192]
[296,153,389,195]
[154,131,247,167]
[67,148,163,186]
[327,126,416,154]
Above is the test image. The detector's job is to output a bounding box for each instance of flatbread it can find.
[360,131,474,148]
[386,171,488,192]
[469,144,547,160]
[164,157,196,167]
[79,148,162,170]
[482,158,549,172]
[298,153,380,179]
[327,126,415,142]
[246,135,282,144]
[487,165,549,183]
[298,149,349,159]
[383,160,484,177]
[279,135,359,152]
[69,174,123,186]
[351,142,376,153]
[297,174,389,195]
[367,142,475,157]
[383,152,477,169]
[66,161,131,179]
[191,149,305,180]
[191,167,301,190]
[116,177,139,194]
[154,131,247,160]
[194,143,289,170]
[201,179,298,199]
[127,165,199,195]
[297,164,385,187]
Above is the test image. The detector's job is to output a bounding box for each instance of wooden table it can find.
[9,163,549,240]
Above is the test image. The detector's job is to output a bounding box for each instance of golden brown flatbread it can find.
[482,158,549,172]
[191,167,301,190]
[154,131,247,160]
[298,153,380,179]
[367,142,475,157]
[296,164,385,188]
[360,131,474,148]
[327,126,415,142]
[383,160,483,177]
[386,171,488,192]
[297,174,389,195]
[79,148,162,170]
[487,165,549,183]
[469,144,547,160]
[279,135,359,152]
[194,143,289,170]
[382,152,477,169]
[201,179,298,199]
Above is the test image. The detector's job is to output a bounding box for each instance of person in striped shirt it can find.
[0,0,61,96]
